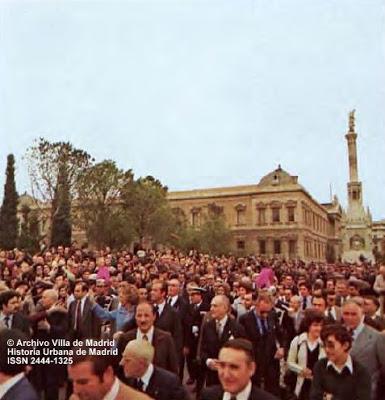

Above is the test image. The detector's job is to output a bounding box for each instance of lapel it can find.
[250,311,262,338]
[82,298,91,323]
[352,326,373,358]
[146,368,159,398]
[152,328,162,346]
[220,317,238,343]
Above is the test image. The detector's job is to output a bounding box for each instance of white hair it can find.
[123,339,154,363]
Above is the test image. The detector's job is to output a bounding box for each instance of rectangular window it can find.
[259,240,266,254]
[236,210,245,225]
[257,208,266,225]
[274,240,281,254]
[288,207,295,222]
[272,208,280,223]
[192,212,199,226]
[237,240,245,250]
[289,240,296,255]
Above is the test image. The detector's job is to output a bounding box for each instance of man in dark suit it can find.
[201,338,278,400]
[150,280,183,353]
[167,277,190,380]
[120,339,190,400]
[29,289,69,400]
[0,328,38,400]
[184,286,210,387]
[239,293,284,396]
[363,295,385,331]
[0,290,30,336]
[200,294,245,388]
[117,301,179,375]
[68,281,101,340]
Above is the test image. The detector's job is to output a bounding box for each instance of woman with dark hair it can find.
[286,309,326,399]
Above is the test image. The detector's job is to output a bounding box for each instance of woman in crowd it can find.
[286,309,326,400]
[91,281,138,336]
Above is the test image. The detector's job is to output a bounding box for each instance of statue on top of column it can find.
[349,109,356,132]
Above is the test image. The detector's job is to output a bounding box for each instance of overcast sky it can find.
[1,0,384,220]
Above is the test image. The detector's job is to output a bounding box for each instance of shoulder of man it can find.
[250,385,280,400]
[118,381,152,400]
[200,385,222,400]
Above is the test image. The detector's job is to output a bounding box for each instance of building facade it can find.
[168,166,343,261]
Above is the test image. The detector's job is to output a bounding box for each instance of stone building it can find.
[340,111,374,262]
[168,166,343,261]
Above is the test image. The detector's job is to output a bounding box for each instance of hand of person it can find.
[113,331,123,341]
[48,304,67,315]
[37,320,50,331]
[274,347,285,359]
[300,367,313,379]
[207,359,220,370]
[183,346,190,356]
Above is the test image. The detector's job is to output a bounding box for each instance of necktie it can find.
[136,379,144,391]
[168,297,172,305]
[327,308,334,321]
[154,305,159,318]
[216,321,222,338]
[4,316,10,328]
[142,334,149,341]
[230,396,237,400]
[75,300,82,330]
[261,318,268,335]
[302,297,307,310]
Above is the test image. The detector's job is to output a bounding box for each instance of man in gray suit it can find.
[342,298,385,400]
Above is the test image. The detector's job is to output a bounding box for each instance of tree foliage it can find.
[172,207,231,255]
[121,176,175,247]
[0,154,19,250]
[25,138,93,202]
[51,161,72,246]
[75,160,134,248]
[17,205,40,253]
[25,138,93,246]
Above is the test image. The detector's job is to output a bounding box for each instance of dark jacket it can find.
[154,303,183,352]
[201,384,279,400]
[11,313,31,337]
[200,316,245,386]
[310,357,371,400]
[68,296,101,340]
[239,309,284,366]
[117,327,179,375]
[127,365,190,400]
[184,302,210,355]
[1,376,39,400]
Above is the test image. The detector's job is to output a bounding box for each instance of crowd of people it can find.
[0,244,385,400]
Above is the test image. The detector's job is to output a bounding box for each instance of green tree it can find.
[25,138,93,246]
[0,154,19,249]
[17,205,40,252]
[75,160,134,248]
[51,161,72,246]
[121,175,175,247]
[172,205,231,255]
[198,211,231,255]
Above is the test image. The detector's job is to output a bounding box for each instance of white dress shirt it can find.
[136,326,155,343]
[140,363,154,391]
[327,354,354,374]
[102,377,120,400]
[223,380,252,400]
